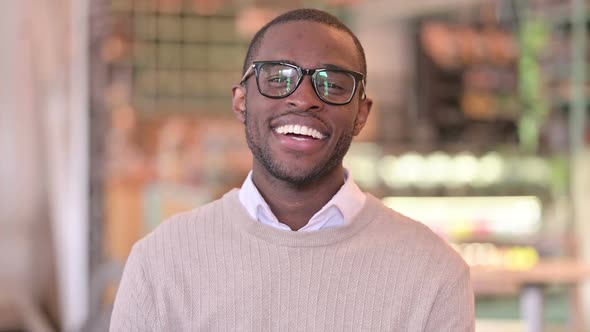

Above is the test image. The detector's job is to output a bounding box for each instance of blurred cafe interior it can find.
[1,0,590,331]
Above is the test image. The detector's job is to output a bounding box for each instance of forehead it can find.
[254,21,361,72]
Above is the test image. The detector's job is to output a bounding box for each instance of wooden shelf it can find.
[471,258,590,295]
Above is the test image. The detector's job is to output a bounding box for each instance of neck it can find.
[251,165,345,231]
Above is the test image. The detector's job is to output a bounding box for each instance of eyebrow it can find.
[321,63,349,71]
[272,59,352,71]
[275,59,297,66]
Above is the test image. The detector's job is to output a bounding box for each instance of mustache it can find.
[267,109,328,127]
[243,98,329,128]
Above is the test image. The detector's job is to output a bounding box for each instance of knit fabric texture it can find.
[110,189,475,331]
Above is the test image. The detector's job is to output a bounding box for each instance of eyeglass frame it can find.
[240,61,367,106]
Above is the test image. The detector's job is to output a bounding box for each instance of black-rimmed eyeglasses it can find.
[240,61,366,106]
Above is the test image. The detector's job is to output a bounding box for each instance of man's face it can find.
[232,21,372,186]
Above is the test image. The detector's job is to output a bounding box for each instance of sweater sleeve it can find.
[110,241,159,332]
[424,262,476,332]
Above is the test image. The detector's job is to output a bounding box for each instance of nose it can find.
[286,76,323,111]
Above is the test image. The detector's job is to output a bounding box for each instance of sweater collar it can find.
[224,189,380,247]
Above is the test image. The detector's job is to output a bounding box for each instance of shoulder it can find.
[153,198,219,236]
[133,193,232,256]
[364,195,467,270]
[121,192,241,287]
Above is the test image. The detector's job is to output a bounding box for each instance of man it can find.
[111,8,475,331]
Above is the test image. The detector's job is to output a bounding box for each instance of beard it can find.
[244,106,356,187]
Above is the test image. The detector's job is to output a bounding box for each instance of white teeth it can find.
[274,124,326,139]
[302,127,310,136]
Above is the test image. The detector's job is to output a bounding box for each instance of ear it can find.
[352,97,373,136]
[232,84,247,123]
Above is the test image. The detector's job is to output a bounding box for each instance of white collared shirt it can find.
[238,170,366,232]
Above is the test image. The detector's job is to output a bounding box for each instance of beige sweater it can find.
[110,190,474,331]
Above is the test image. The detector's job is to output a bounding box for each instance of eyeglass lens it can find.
[257,63,356,104]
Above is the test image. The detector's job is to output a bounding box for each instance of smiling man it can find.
[111,8,475,332]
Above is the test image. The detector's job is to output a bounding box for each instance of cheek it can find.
[245,95,279,128]
[244,103,268,138]
[334,111,358,133]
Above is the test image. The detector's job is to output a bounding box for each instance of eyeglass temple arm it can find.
[360,80,367,100]
[240,65,256,84]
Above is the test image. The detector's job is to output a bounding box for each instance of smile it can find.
[273,124,327,140]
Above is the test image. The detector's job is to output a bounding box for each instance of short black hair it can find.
[242,8,367,77]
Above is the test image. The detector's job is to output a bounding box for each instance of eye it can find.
[316,71,354,94]
[267,75,291,83]
[316,76,350,96]
[322,81,345,91]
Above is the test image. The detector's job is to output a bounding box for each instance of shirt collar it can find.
[238,169,366,231]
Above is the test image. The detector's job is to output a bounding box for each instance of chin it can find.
[246,123,349,186]
[266,159,341,187]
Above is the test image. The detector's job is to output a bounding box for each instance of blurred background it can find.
[1,0,590,331]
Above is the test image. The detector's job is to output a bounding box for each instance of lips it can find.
[271,121,329,153]
[273,124,327,140]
